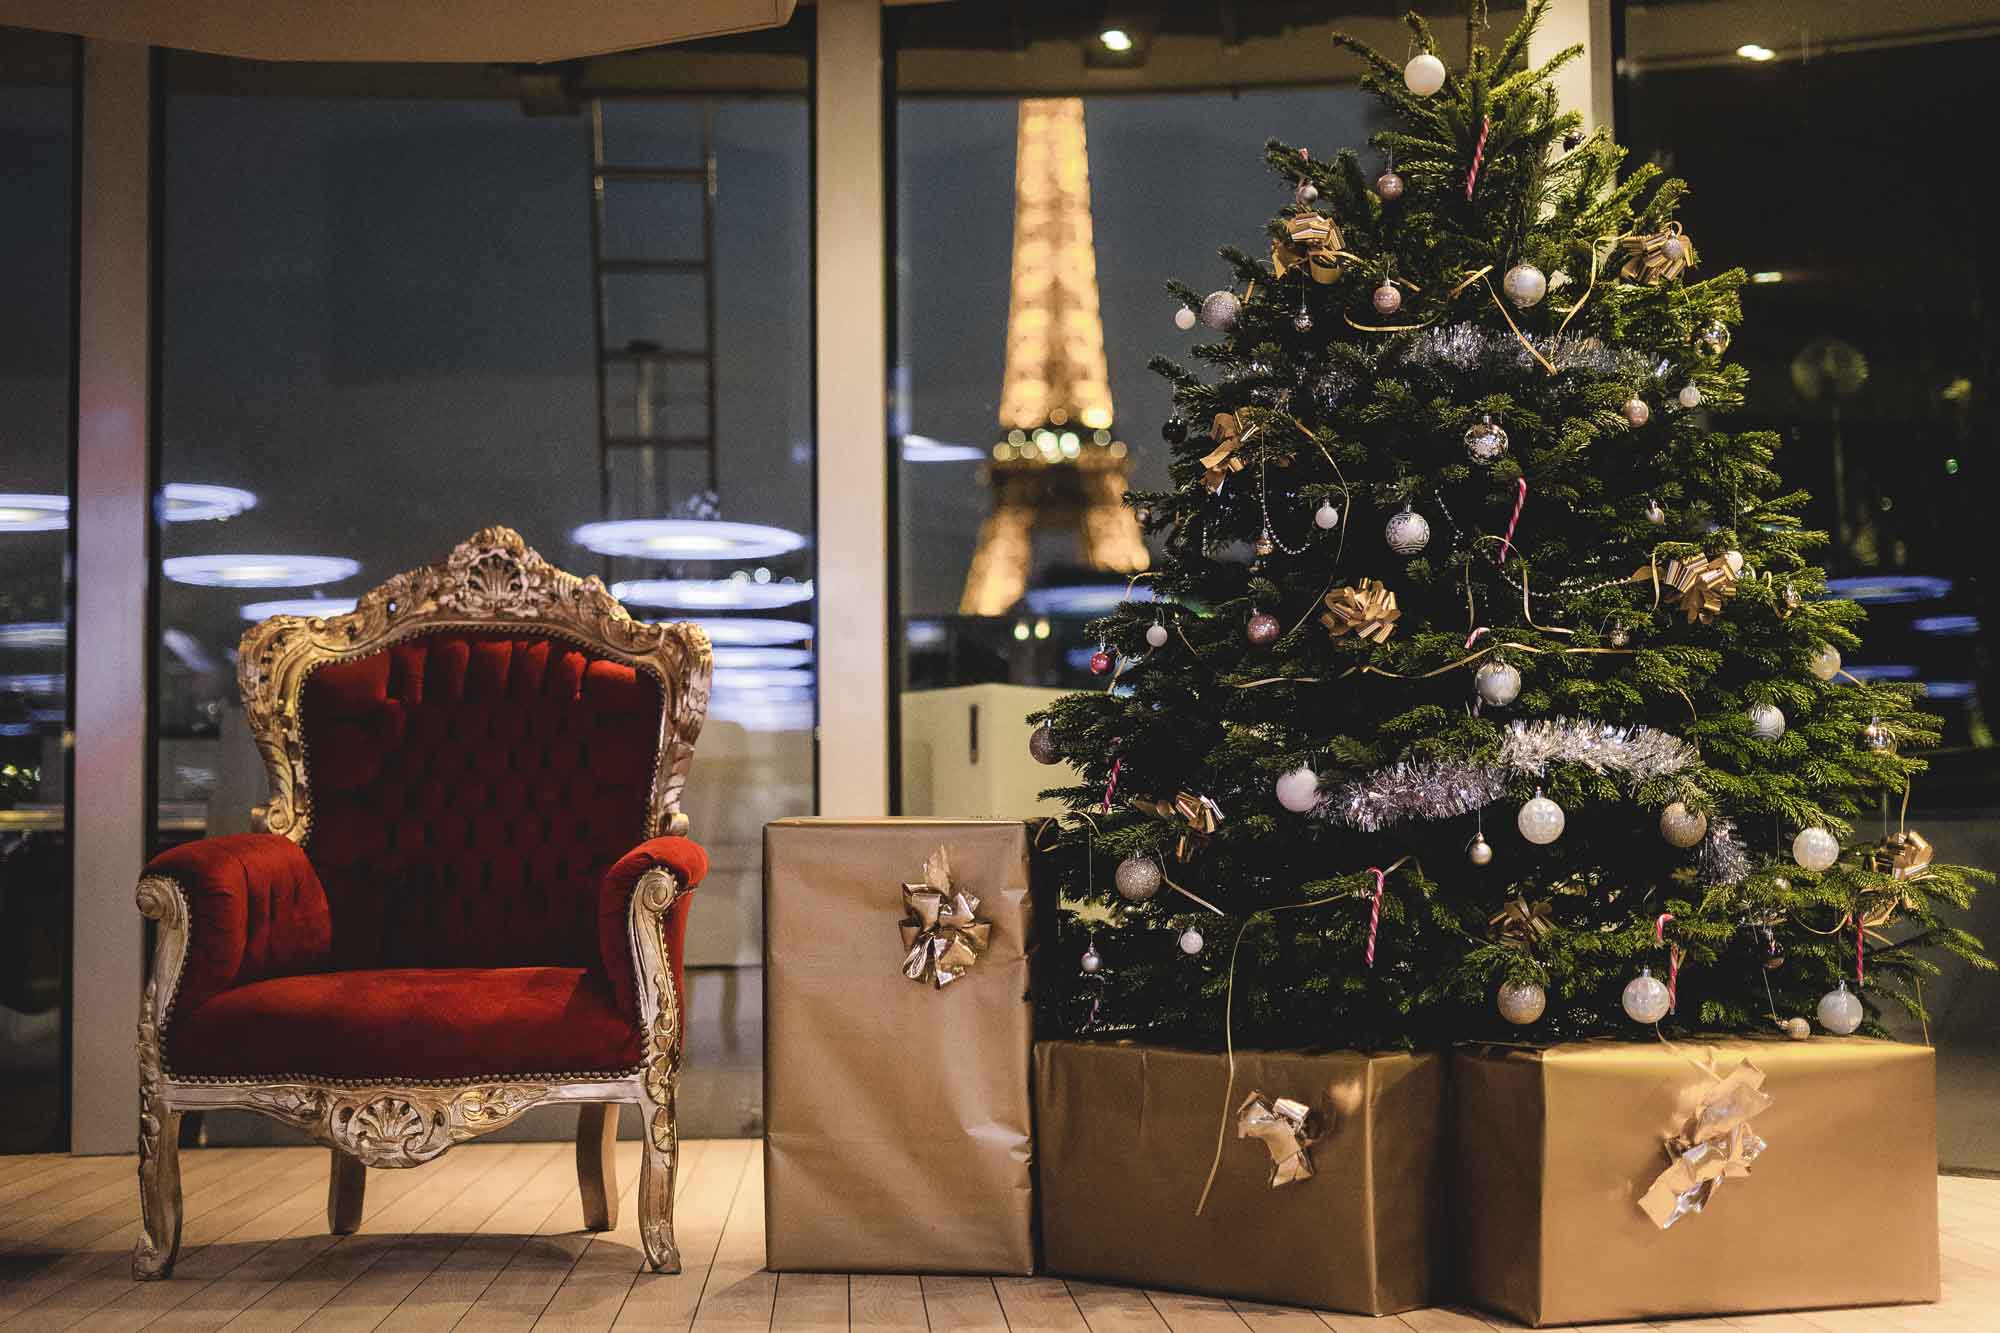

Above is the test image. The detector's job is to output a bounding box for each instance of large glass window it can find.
[0,27,74,1154]
[155,27,811,1139]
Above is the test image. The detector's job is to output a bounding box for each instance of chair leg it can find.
[133,1107,183,1279]
[327,1149,367,1234]
[576,1102,620,1232]
[638,1084,681,1273]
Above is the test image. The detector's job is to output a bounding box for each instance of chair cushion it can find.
[166,966,644,1081]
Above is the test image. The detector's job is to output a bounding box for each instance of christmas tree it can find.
[1029,0,1989,1049]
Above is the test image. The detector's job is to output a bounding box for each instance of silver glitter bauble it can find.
[1385,507,1431,555]
[1678,383,1703,409]
[1497,980,1547,1025]
[1659,801,1709,848]
[1467,835,1493,866]
[1792,827,1840,872]
[1474,659,1522,706]
[1463,415,1509,462]
[1029,723,1060,765]
[1809,643,1841,680]
[1517,793,1565,845]
[1199,289,1241,332]
[1404,51,1446,96]
[1817,979,1863,1035]
[1747,702,1786,741]
[1623,395,1651,427]
[1275,765,1321,814]
[1114,855,1163,902]
[1645,498,1666,525]
[1608,624,1632,647]
[1780,1016,1811,1040]
[1372,283,1403,315]
[1314,501,1340,530]
[1862,720,1896,752]
[1502,263,1548,309]
[1663,236,1687,264]
[1145,622,1170,649]
[1622,966,1672,1024]
[1080,944,1102,974]
[1693,319,1732,363]
[1174,305,1197,331]
[1376,170,1405,201]
[1179,927,1204,955]
[1246,611,1281,646]
[1293,307,1314,332]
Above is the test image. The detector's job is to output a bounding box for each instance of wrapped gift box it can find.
[1452,1037,1938,1327]
[1036,1040,1445,1313]
[764,817,1033,1274]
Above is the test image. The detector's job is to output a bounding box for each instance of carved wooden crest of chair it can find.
[132,526,712,1279]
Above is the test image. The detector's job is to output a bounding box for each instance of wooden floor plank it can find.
[848,1277,922,1333]
[1223,1302,1323,1333]
[769,1274,846,1333]
[922,1276,1006,1333]
[0,1157,132,1230]
[688,1148,776,1333]
[609,1138,753,1333]
[1144,1289,1247,1333]
[994,1278,1091,1333]
[1069,1282,1170,1333]
[524,1139,658,1332]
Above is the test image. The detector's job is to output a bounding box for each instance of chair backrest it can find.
[237,527,711,972]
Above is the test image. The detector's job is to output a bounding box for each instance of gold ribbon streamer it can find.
[1321,579,1401,643]
[1632,551,1739,624]
[1638,1055,1771,1229]
[896,846,991,989]
[1236,1092,1322,1188]
[1270,212,1346,284]
[1199,413,1244,493]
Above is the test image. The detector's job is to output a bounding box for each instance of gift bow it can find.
[1200,413,1245,493]
[1638,1056,1773,1229]
[1632,553,1738,624]
[1321,578,1402,643]
[1869,829,1935,884]
[897,845,991,989]
[1271,212,1345,285]
[1128,790,1223,861]
[1489,896,1556,951]
[1237,1090,1322,1188]
[1618,222,1697,284]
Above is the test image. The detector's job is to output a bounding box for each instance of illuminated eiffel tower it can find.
[958,98,1148,617]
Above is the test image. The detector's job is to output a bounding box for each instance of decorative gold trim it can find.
[631,865,683,1271]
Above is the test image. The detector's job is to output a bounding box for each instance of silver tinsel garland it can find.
[1695,817,1751,886]
[1497,718,1700,784]
[1387,323,1678,385]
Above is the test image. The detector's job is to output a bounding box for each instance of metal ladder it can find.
[586,100,721,535]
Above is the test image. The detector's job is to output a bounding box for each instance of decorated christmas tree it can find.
[1029,0,1988,1050]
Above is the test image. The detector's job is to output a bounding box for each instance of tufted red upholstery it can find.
[146,833,335,1018]
[300,632,663,973]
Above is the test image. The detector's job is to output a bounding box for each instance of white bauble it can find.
[1659,801,1709,848]
[1623,395,1651,427]
[1474,659,1522,706]
[1747,702,1786,741]
[1179,928,1205,956]
[1817,980,1863,1035]
[1622,967,1673,1024]
[1517,794,1566,845]
[1114,855,1163,902]
[1274,765,1322,814]
[1314,501,1340,530]
[1793,827,1840,872]
[1372,282,1403,315]
[1678,383,1703,409]
[1497,981,1547,1025]
[1645,498,1667,525]
[1385,507,1431,555]
[1809,643,1842,681]
[1722,549,1746,576]
[1080,945,1102,974]
[1174,305,1197,331]
[1467,835,1494,866]
[1145,622,1170,649]
[1404,51,1446,96]
[1502,263,1547,309]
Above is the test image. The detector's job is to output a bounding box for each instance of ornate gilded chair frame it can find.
[134,527,712,1279]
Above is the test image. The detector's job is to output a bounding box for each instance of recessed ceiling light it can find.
[1736,43,1775,61]
[711,666,815,691]
[1023,583,1156,616]
[685,618,812,646]
[0,494,68,532]
[902,434,987,463]
[0,622,66,649]
[0,673,63,695]
[240,597,360,622]
[712,647,812,670]
[160,483,258,522]
[164,554,360,588]
[613,578,814,610]
[1099,28,1133,53]
[572,519,807,561]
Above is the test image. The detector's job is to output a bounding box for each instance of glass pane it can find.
[157,46,811,1140]
[0,27,74,1155]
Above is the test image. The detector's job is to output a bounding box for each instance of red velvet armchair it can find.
[132,528,712,1280]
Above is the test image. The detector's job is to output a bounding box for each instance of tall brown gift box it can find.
[763,818,1033,1274]
[1453,1037,1938,1327]
[1036,1040,1445,1313]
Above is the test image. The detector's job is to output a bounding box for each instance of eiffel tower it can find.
[958,98,1148,617]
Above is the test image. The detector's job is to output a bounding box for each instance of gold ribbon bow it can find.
[1633,553,1738,624]
[1619,222,1697,284]
[1128,790,1224,861]
[1489,896,1556,951]
[897,845,991,989]
[1200,413,1245,493]
[1321,579,1401,643]
[1638,1056,1772,1229]
[1236,1091,1322,1188]
[1869,829,1934,884]
[1271,212,1345,285]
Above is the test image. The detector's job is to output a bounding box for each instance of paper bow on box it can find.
[1618,223,1698,284]
[1129,790,1224,862]
[1638,1057,1773,1229]
[1271,212,1345,285]
[1632,553,1739,625]
[897,845,991,990]
[1237,1090,1323,1188]
[1489,896,1555,951]
[1322,579,1401,643]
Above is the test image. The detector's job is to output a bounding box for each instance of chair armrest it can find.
[138,833,334,1021]
[598,836,707,1020]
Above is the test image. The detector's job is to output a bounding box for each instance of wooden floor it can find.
[0,1142,1995,1331]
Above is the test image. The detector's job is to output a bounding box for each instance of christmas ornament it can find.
[1371,281,1402,315]
[1199,289,1241,332]
[1468,834,1494,866]
[1114,854,1163,902]
[1029,722,1059,765]
[1696,816,1752,886]
[1678,383,1703,409]
[1632,552,1739,624]
[1490,897,1555,953]
[1502,263,1548,309]
[1292,304,1314,333]
[1463,415,1509,462]
[1747,702,1786,741]
[1645,498,1666,525]
[1693,319,1731,363]
[1253,526,1277,558]
[1779,583,1802,617]
[1320,579,1401,643]
[1313,501,1340,530]
[1562,128,1585,151]
[1757,926,1785,971]
[1622,395,1651,427]
[1145,621,1169,649]
[1780,1016,1811,1040]
[1174,305,1197,332]
[1179,927,1204,955]
[1608,623,1632,647]
[1618,223,1697,284]
[1089,648,1113,676]
[1162,416,1187,444]
[1274,765,1321,814]
[1808,642,1841,680]
[1722,549,1745,576]
[1080,943,1102,974]
[1622,966,1673,1024]
[1474,659,1522,706]
[1130,790,1224,862]
[1294,180,1318,205]
[1870,829,1935,882]
[1271,212,1344,284]
[1659,801,1708,848]
[1403,50,1446,96]
[1497,981,1547,1025]
[1246,611,1281,647]
[1817,979,1863,1035]
[1199,412,1244,492]
[1384,506,1430,555]
[1516,791,1565,845]
[1862,719,1895,753]
[1375,169,1405,201]
[1792,826,1840,872]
